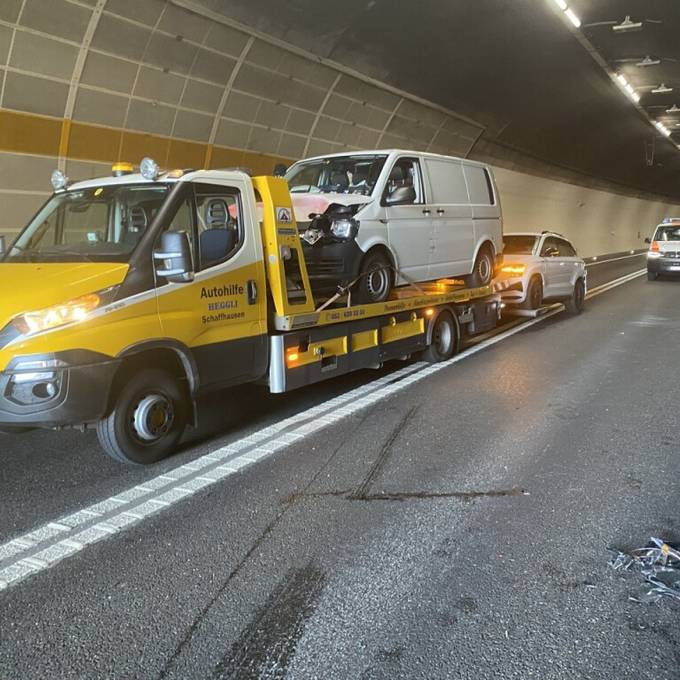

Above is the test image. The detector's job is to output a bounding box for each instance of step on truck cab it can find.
[0,159,500,464]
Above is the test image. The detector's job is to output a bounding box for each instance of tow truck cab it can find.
[0,163,278,458]
[0,160,500,464]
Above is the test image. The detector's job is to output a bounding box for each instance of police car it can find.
[646,218,680,280]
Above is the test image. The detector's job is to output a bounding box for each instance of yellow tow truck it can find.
[0,159,500,463]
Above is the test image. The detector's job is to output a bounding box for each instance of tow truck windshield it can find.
[285,154,387,196]
[4,184,169,263]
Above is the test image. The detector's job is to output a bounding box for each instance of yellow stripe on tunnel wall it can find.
[0,107,292,175]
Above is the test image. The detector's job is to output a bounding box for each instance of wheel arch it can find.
[472,238,496,264]
[110,341,199,424]
[425,305,461,350]
[359,238,398,271]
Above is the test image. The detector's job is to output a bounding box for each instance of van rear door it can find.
[463,164,502,267]
[423,158,474,280]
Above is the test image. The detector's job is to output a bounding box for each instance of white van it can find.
[284,150,503,302]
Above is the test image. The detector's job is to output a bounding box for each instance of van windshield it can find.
[285,155,387,196]
[4,184,169,263]
[654,225,680,242]
[504,235,537,254]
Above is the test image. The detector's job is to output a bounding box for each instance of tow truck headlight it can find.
[500,263,527,276]
[11,286,119,336]
[647,250,662,259]
[330,218,359,239]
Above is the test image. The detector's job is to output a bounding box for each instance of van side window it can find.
[424,159,468,204]
[385,158,423,205]
[464,165,495,205]
[194,184,243,270]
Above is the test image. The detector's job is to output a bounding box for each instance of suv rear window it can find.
[504,235,537,254]
[654,225,680,241]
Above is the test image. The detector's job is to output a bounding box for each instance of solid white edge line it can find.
[586,252,645,267]
[0,265,648,592]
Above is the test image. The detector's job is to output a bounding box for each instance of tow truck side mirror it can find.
[644,237,651,244]
[153,231,194,283]
[273,163,288,177]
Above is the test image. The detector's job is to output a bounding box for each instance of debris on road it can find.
[608,537,680,604]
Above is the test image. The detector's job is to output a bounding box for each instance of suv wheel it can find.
[565,278,585,315]
[521,276,543,310]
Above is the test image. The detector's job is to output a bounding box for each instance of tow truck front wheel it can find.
[96,368,187,464]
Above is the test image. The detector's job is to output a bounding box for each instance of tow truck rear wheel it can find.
[422,310,458,363]
[96,368,187,465]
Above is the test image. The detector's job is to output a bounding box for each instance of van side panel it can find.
[423,158,474,279]
[463,164,503,265]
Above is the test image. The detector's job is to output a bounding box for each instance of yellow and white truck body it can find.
[0,162,500,463]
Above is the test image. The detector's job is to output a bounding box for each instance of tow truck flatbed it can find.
[274,283,495,331]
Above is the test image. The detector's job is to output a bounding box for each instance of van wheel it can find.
[565,278,585,315]
[96,368,187,465]
[421,310,458,363]
[466,247,494,288]
[647,271,658,281]
[521,276,543,310]
[354,250,392,303]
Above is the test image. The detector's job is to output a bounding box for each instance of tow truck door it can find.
[155,177,268,390]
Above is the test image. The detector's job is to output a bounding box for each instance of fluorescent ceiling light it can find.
[666,104,680,113]
[625,83,635,95]
[631,92,641,103]
[637,56,661,67]
[616,74,628,86]
[655,121,671,137]
[553,0,568,10]
[565,8,581,27]
[652,83,673,94]
[612,16,643,33]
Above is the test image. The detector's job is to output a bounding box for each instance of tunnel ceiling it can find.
[1,0,679,202]
[196,0,680,200]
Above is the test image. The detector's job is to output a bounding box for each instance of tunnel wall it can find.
[494,167,679,257]
[1,0,678,254]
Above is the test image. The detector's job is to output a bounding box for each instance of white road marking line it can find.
[586,253,645,267]
[0,267,647,592]
[586,269,646,298]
